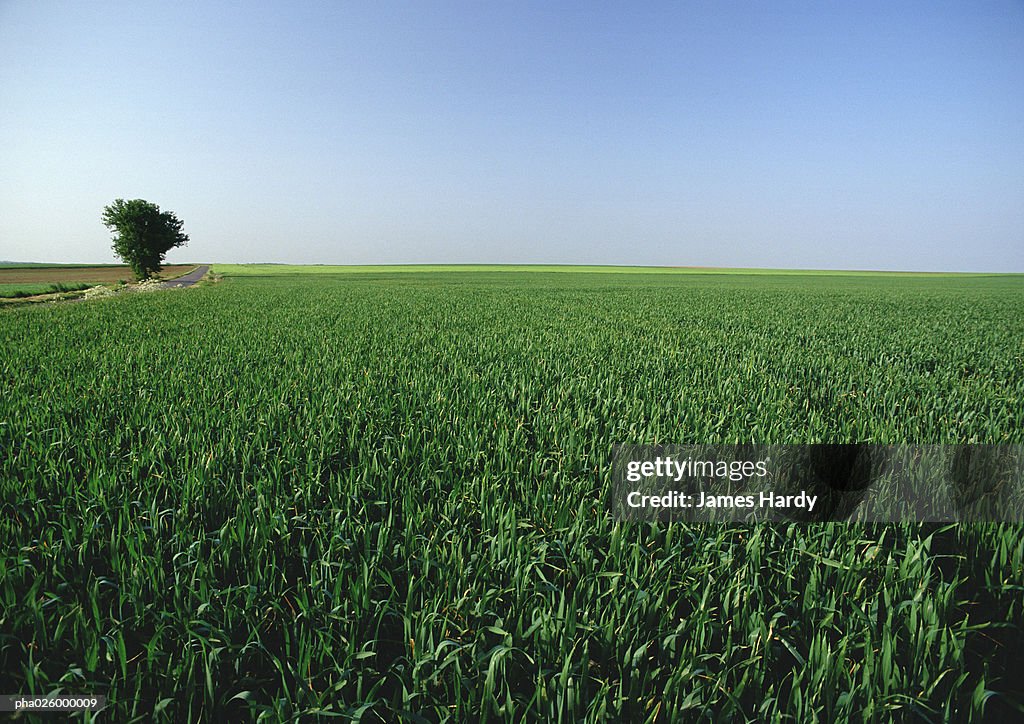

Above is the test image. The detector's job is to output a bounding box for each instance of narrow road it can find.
[163,265,210,288]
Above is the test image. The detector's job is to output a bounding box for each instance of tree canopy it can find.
[101,199,189,280]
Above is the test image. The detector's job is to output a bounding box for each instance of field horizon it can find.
[5,260,1022,278]
[212,262,1021,278]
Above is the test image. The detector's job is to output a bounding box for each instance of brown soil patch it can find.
[0,265,196,285]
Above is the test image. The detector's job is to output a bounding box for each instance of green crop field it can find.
[2,268,1023,721]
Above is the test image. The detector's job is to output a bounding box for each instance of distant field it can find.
[212,262,1008,277]
[0,262,126,269]
[0,264,196,297]
[0,282,93,298]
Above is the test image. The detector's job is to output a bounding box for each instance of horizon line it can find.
[3,260,1023,276]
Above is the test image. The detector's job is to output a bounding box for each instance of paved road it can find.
[163,265,210,288]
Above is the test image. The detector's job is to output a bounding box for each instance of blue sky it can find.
[1,1,1022,271]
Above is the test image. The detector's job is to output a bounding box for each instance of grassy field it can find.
[1,268,1022,721]
[0,265,197,298]
[0,282,94,299]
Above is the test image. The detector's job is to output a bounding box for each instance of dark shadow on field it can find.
[949,446,1021,521]
[772,444,874,522]
[916,522,1024,719]
[770,445,1023,524]
[718,521,1024,719]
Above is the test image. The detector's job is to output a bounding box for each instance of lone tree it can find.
[102,198,189,280]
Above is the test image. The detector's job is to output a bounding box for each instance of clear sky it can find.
[1,1,1022,271]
